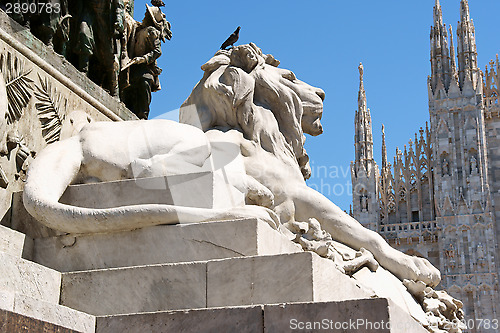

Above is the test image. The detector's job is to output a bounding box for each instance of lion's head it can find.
[180,43,325,179]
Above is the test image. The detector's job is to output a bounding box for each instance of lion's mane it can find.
[180,43,313,179]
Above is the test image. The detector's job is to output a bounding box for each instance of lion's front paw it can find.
[401,254,441,287]
[247,186,274,208]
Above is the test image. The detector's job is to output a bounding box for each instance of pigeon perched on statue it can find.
[220,26,240,50]
[151,0,165,7]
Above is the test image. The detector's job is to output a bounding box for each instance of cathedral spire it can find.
[430,0,451,93]
[457,0,479,89]
[382,125,388,170]
[358,63,367,111]
[351,63,379,228]
[434,0,443,26]
[449,25,457,77]
[460,0,470,22]
[354,63,374,170]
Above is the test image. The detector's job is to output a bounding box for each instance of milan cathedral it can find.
[351,1,499,328]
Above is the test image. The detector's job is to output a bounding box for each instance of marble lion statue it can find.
[24,43,441,289]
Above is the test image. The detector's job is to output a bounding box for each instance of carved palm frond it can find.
[34,74,66,144]
[0,51,34,124]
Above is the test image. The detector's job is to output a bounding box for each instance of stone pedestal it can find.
[34,218,300,272]
[0,223,96,332]
[2,210,431,333]
[59,251,374,316]
[95,299,427,333]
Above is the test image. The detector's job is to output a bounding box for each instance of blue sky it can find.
[133,0,500,211]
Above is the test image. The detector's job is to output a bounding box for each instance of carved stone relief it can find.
[34,74,67,144]
[0,39,117,224]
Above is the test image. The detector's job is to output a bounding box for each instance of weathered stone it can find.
[264,299,427,333]
[34,218,300,272]
[0,252,61,304]
[10,191,63,239]
[207,252,374,308]
[0,224,26,258]
[0,290,14,311]
[60,262,206,316]
[59,173,214,209]
[353,267,428,326]
[96,305,262,333]
[7,293,95,333]
[0,309,80,333]
[94,299,428,333]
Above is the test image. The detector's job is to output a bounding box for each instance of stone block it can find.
[60,262,207,316]
[0,252,61,304]
[59,173,214,209]
[10,191,63,239]
[0,224,26,258]
[13,293,95,333]
[264,298,427,333]
[94,299,427,333]
[0,290,14,311]
[207,252,374,308]
[0,291,95,333]
[353,267,428,326]
[0,309,80,333]
[34,218,300,272]
[95,305,263,333]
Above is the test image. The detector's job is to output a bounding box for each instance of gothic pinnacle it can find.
[354,63,374,168]
[460,0,471,22]
[457,0,478,88]
[449,25,457,75]
[382,125,388,170]
[358,62,367,112]
[434,0,443,26]
[358,63,365,92]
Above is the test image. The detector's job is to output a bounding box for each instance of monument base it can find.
[95,299,427,333]
[2,217,431,332]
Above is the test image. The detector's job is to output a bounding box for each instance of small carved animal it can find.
[220,26,240,50]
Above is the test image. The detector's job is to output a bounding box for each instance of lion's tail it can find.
[23,137,280,234]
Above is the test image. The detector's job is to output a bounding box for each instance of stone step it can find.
[59,173,215,210]
[94,299,426,333]
[0,290,95,333]
[60,252,373,316]
[34,218,301,272]
[0,309,80,333]
[0,224,30,258]
[0,252,61,304]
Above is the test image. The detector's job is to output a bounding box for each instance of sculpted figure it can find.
[119,0,138,87]
[24,43,440,289]
[74,0,125,96]
[30,0,70,56]
[121,4,171,119]
[360,194,368,212]
[179,43,440,287]
[442,157,450,176]
[470,155,478,174]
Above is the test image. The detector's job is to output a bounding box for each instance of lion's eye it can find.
[283,71,296,81]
